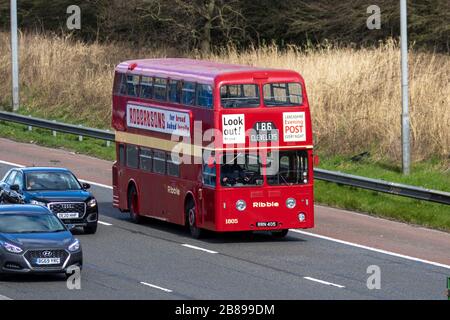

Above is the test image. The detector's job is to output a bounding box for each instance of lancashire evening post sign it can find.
[127,103,191,137]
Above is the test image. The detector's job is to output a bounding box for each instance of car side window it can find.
[13,172,23,190]
[5,171,17,185]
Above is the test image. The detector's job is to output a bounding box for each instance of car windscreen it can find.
[25,172,81,191]
[0,214,66,233]
[220,84,260,108]
[263,82,303,106]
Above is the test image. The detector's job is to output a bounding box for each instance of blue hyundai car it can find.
[0,167,98,234]
[0,205,82,277]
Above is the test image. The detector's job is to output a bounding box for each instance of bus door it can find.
[200,156,217,228]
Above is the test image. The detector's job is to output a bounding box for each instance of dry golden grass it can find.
[0,32,449,163]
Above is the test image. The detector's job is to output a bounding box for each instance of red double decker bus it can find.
[112,58,314,238]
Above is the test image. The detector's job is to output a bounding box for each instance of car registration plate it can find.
[256,222,278,227]
[57,212,79,219]
[36,258,61,265]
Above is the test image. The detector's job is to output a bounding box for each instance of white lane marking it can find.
[290,229,450,270]
[182,244,218,254]
[0,160,25,168]
[98,221,113,226]
[304,276,345,288]
[79,179,113,190]
[0,159,112,190]
[0,294,13,300]
[3,158,449,271]
[140,281,173,293]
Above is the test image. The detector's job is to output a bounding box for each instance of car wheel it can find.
[271,229,289,238]
[84,223,97,234]
[128,185,143,224]
[186,200,203,239]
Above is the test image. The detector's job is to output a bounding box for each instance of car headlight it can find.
[286,198,296,209]
[2,242,23,254]
[236,200,246,211]
[68,239,80,252]
[30,200,46,207]
[87,198,97,208]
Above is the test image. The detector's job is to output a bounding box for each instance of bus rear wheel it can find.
[271,229,289,238]
[128,186,143,224]
[186,201,203,239]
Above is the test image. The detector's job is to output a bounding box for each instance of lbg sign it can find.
[250,121,278,142]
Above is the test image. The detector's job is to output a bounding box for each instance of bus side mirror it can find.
[313,155,320,166]
[10,184,20,192]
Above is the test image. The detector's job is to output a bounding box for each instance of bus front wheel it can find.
[271,229,289,238]
[128,186,143,224]
[186,201,203,239]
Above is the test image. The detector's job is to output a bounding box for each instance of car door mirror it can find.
[10,184,20,192]
[82,183,91,190]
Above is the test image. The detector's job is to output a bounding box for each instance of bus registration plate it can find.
[257,222,278,227]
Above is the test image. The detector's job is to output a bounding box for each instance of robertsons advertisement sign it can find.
[127,103,191,137]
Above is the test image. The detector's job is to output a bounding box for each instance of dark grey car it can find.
[0,205,82,278]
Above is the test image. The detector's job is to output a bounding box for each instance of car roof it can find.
[0,205,52,215]
[17,167,72,173]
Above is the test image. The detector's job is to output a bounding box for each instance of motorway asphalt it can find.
[0,162,449,300]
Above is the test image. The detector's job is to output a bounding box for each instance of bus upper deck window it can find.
[263,82,303,106]
[197,84,213,108]
[182,82,196,106]
[169,80,182,103]
[140,76,153,99]
[154,78,167,101]
[127,75,140,97]
[220,84,260,108]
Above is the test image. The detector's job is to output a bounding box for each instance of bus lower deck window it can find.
[119,144,125,164]
[139,148,153,172]
[167,154,180,177]
[126,145,139,169]
[153,150,166,174]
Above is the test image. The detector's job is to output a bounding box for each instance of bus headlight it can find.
[298,213,306,222]
[236,200,246,211]
[286,198,296,209]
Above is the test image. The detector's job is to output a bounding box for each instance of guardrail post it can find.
[52,120,57,137]
[28,125,32,132]
[106,130,111,147]
[78,125,83,142]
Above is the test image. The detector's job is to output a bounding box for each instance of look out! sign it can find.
[127,104,191,137]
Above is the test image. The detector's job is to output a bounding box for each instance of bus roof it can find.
[116,58,299,83]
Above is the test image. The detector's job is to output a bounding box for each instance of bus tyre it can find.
[186,201,203,239]
[271,229,289,238]
[128,186,143,224]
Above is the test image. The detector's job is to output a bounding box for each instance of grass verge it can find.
[0,121,448,231]
[315,155,450,231]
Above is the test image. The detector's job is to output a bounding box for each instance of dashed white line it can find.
[182,244,218,254]
[98,221,113,226]
[304,276,345,288]
[140,281,173,293]
[290,229,450,270]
